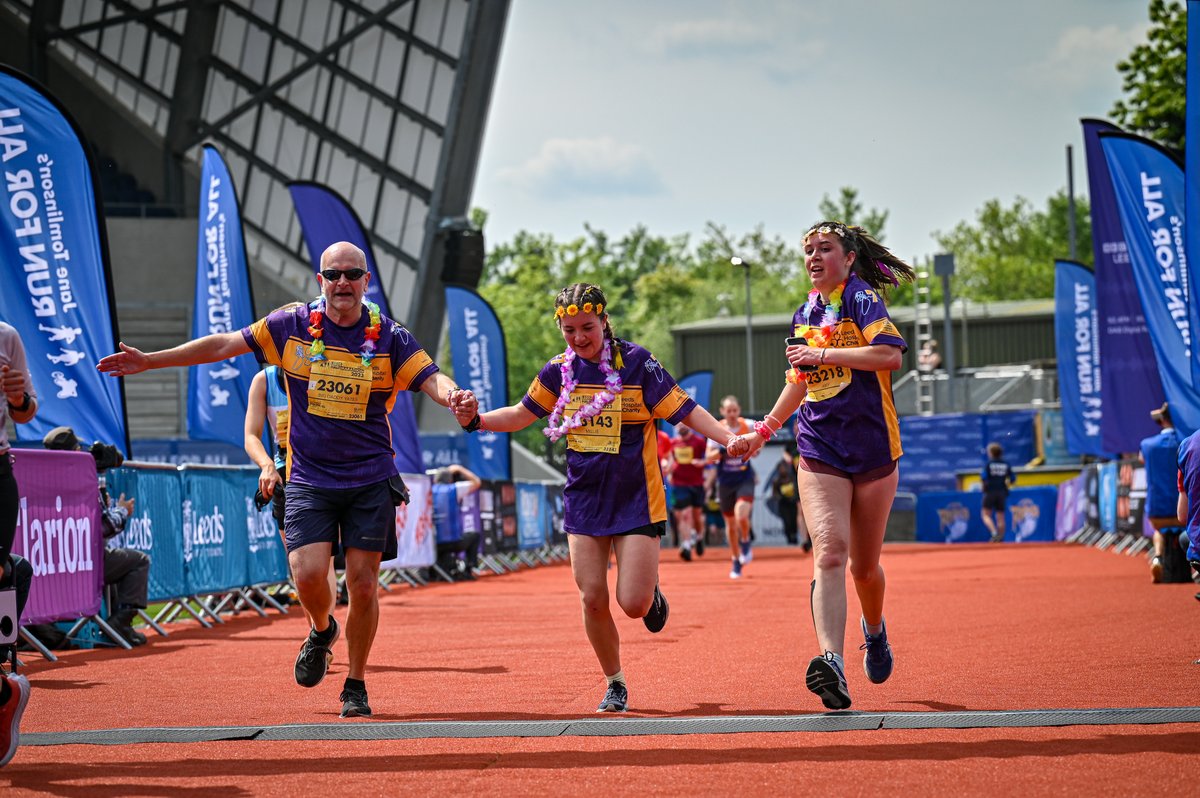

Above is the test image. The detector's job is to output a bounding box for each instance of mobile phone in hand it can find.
[785,336,817,371]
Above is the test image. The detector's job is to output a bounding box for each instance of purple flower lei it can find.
[544,337,624,442]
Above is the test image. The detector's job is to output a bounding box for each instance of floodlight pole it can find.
[731,257,755,414]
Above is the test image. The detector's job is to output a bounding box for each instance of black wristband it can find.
[7,392,30,413]
[463,414,482,433]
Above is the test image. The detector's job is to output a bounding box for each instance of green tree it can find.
[1111,0,1186,152]
[475,219,811,463]
[931,190,1092,301]
[817,187,889,240]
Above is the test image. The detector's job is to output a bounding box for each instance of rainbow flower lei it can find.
[544,337,624,442]
[793,280,846,347]
[307,297,383,366]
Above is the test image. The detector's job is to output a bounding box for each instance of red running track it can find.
[2,542,1198,796]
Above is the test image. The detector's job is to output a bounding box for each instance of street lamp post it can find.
[731,257,755,413]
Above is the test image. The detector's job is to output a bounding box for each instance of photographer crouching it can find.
[42,427,150,647]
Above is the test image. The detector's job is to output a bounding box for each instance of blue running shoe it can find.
[860,617,894,684]
[805,651,852,710]
[729,558,743,579]
[740,540,753,563]
[597,681,628,712]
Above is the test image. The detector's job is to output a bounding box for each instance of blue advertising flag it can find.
[1188,0,1200,388]
[188,145,257,447]
[287,182,392,315]
[1081,119,1164,453]
[1053,260,1107,456]
[286,181,422,473]
[0,66,128,451]
[445,285,511,480]
[1099,132,1200,435]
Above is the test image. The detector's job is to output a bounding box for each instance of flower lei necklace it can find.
[544,337,624,442]
[794,280,846,347]
[307,297,382,366]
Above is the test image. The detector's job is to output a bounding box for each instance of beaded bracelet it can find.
[752,421,772,440]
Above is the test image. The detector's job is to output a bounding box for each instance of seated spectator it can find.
[917,339,941,372]
[430,464,482,581]
[42,427,151,646]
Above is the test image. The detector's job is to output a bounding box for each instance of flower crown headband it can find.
[803,222,853,243]
[554,290,607,320]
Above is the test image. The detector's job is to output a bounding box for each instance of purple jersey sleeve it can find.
[846,279,907,352]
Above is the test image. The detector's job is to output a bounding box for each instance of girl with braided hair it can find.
[457,283,746,712]
[734,221,914,711]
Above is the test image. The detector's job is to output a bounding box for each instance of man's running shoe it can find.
[805,651,852,710]
[695,537,705,557]
[679,545,693,562]
[729,558,742,579]
[294,616,339,688]
[339,684,372,718]
[740,540,753,563]
[643,584,669,633]
[860,618,894,684]
[0,674,30,768]
[597,680,628,712]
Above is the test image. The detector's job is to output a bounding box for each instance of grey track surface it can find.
[23,706,1200,746]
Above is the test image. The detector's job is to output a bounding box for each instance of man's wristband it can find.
[463,414,483,433]
[7,392,30,413]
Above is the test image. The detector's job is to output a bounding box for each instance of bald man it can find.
[99,242,477,718]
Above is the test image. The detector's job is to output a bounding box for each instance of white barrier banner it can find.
[381,473,434,569]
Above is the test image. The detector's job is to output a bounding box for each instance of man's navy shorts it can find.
[284,478,397,557]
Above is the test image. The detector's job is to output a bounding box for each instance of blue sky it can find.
[472,0,1151,263]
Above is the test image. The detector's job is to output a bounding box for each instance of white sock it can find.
[682,540,692,550]
[606,670,626,686]
[865,618,884,637]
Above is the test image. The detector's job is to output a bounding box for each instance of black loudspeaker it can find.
[440,226,485,287]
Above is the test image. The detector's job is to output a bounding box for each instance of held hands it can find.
[447,388,479,427]
[0,365,26,405]
[726,435,750,458]
[97,342,149,377]
[731,433,766,458]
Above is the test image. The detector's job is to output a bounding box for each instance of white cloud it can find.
[1023,23,1148,90]
[650,18,774,58]
[497,137,666,200]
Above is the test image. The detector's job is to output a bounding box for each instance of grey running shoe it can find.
[294,616,339,688]
[597,681,628,712]
[805,651,852,710]
[339,684,372,718]
[643,584,669,633]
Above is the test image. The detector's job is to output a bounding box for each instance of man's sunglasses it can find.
[320,268,367,281]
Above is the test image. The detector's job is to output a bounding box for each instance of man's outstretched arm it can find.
[97,332,251,377]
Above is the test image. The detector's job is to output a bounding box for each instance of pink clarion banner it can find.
[10,449,103,624]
